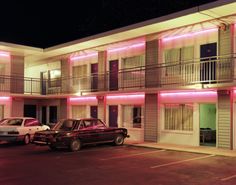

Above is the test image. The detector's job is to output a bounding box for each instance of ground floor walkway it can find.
[126,141,236,157]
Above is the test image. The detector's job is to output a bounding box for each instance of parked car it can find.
[33,118,130,151]
[0,117,50,144]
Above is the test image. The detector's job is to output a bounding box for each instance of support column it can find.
[59,98,68,119]
[217,90,233,149]
[144,93,158,142]
[145,39,160,88]
[11,98,24,117]
[98,51,107,91]
[61,58,70,93]
[10,55,24,93]
[97,96,106,123]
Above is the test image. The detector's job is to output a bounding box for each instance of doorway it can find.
[109,60,118,91]
[24,104,37,118]
[41,71,48,95]
[199,104,216,146]
[109,105,118,127]
[49,106,57,123]
[90,106,98,118]
[200,43,217,83]
[41,106,47,124]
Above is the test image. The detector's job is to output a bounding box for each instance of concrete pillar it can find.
[10,55,24,93]
[60,98,68,119]
[97,96,106,123]
[144,93,158,142]
[98,51,107,91]
[61,58,70,93]
[217,90,233,149]
[145,40,160,88]
[11,98,24,117]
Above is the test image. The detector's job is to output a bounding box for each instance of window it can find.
[122,55,145,78]
[164,46,194,75]
[0,64,6,84]
[164,104,193,131]
[122,105,143,128]
[72,105,86,118]
[24,119,41,127]
[49,69,61,88]
[72,65,87,86]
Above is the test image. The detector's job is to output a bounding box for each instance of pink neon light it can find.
[70,53,98,61]
[160,91,217,97]
[0,51,10,58]
[108,43,145,53]
[162,28,218,42]
[69,97,97,102]
[0,96,10,100]
[107,94,145,100]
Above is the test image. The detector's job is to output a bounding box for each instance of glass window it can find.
[53,119,77,131]
[164,104,193,131]
[72,105,86,119]
[72,65,87,86]
[0,118,23,126]
[24,119,41,127]
[49,69,61,88]
[122,105,143,128]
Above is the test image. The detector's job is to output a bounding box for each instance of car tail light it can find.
[8,131,19,135]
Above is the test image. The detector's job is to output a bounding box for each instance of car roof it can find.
[3,117,37,120]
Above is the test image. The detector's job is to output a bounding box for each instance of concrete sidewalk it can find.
[126,141,236,157]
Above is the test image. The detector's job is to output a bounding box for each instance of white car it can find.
[0,117,50,144]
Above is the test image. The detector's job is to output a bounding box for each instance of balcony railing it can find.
[2,54,236,96]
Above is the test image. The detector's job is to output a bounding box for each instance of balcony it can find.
[2,54,236,96]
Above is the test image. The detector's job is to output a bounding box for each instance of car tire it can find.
[23,134,30,145]
[69,139,81,152]
[114,134,124,146]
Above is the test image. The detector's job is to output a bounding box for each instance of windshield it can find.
[0,119,23,126]
[52,120,77,131]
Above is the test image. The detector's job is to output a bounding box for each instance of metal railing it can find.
[2,54,236,95]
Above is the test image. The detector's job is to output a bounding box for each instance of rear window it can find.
[24,119,41,127]
[0,119,23,126]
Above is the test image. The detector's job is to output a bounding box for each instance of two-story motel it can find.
[1,0,236,149]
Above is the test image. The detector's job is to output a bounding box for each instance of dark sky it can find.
[0,0,218,48]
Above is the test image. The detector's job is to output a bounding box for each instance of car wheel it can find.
[114,134,124,146]
[23,134,30,145]
[70,139,81,152]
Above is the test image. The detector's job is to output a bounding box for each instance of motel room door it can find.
[109,105,118,127]
[90,106,98,118]
[109,60,118,91]
[200,43,217,83]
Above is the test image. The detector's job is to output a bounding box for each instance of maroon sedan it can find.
[32,118,129,151]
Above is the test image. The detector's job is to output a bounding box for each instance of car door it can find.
[24,119,41,139]
[93,119,113,142]
[78,120,98,144]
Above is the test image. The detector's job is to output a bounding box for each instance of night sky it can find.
[0,0,218,48]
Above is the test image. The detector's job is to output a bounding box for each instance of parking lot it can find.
[1,143,236,185]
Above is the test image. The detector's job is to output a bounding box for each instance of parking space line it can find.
[61,146,127,155]
[100,149,166,160]
[150,154,215,169]
[221,174,236,181]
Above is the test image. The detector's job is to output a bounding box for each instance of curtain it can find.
[164,104,193,131]
[72,105,86,119]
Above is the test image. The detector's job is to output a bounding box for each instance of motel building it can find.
[1,0,236,150]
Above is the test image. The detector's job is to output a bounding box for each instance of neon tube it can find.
[0,96,10,100]
[108,43,145,53]
[162,28,218,42]
[70,53,98,61]
[69,97,97,102]
[107,94,145,99]
[0,51,10,58]
[160,91,217,97]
